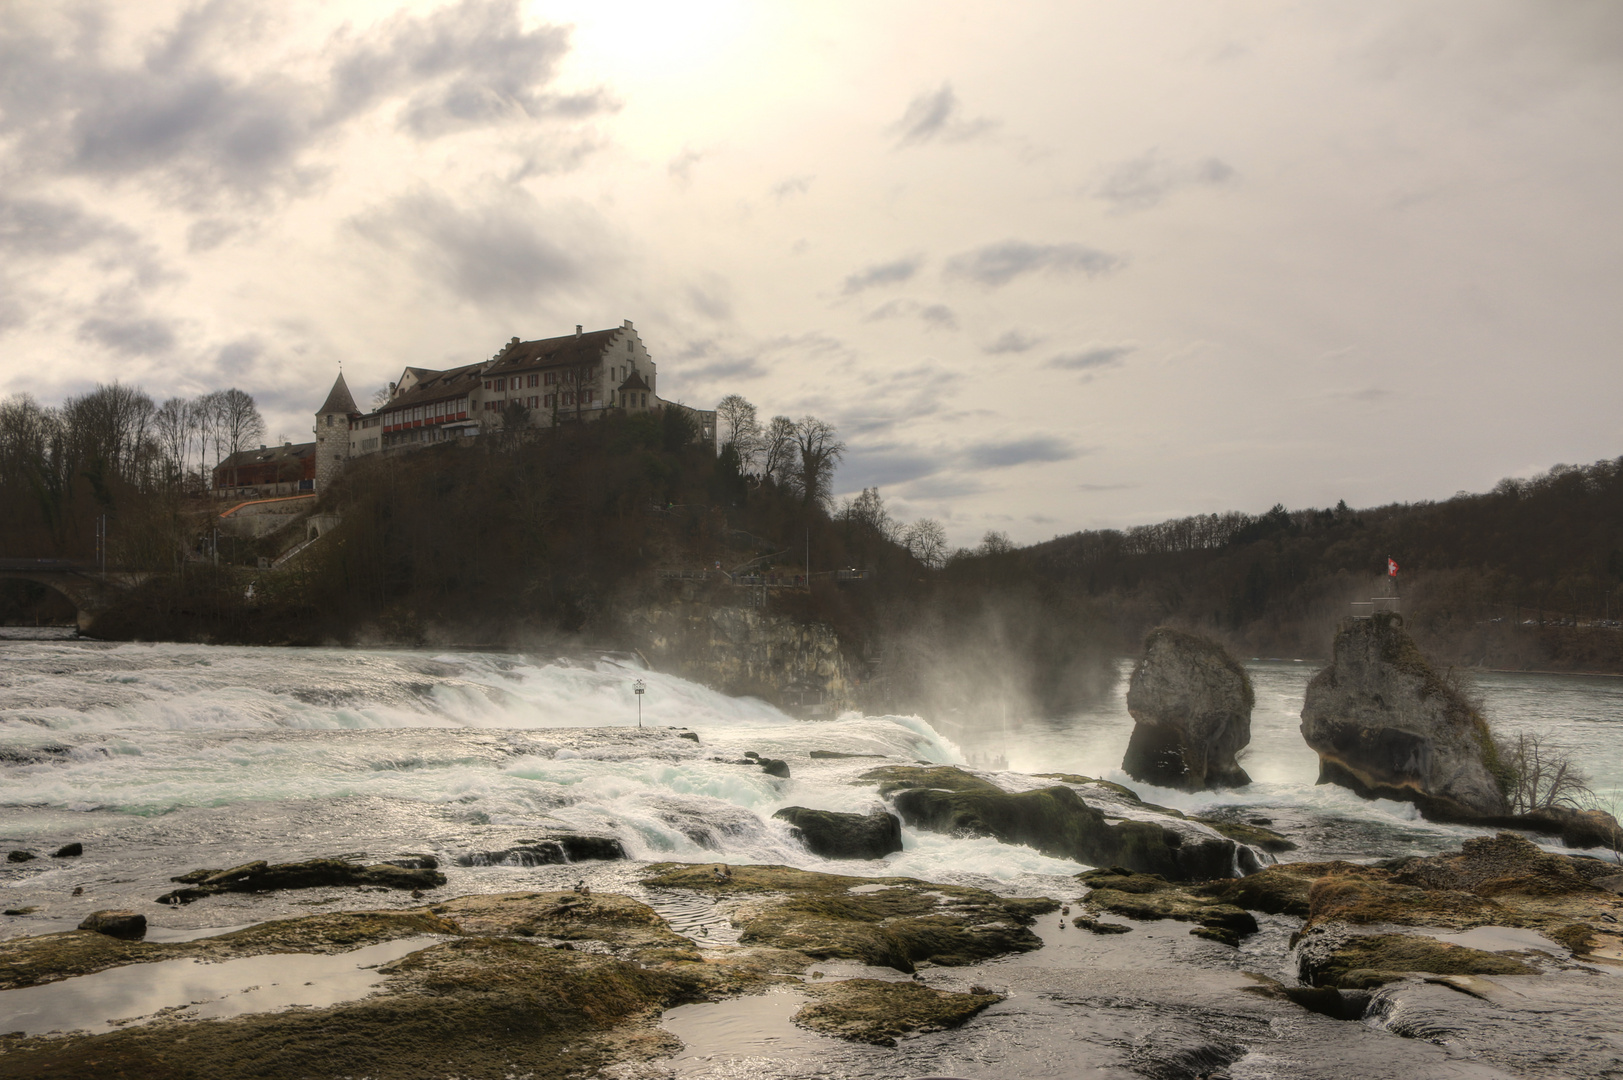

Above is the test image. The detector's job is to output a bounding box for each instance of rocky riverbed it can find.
[2,833,1620,1079]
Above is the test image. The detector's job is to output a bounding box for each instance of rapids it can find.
[3,637,1621,1078]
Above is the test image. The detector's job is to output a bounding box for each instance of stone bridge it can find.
[0,559,149,632]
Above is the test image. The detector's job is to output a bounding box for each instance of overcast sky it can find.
[2,0,1620,544]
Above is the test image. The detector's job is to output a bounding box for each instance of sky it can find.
[2,0,1620,546]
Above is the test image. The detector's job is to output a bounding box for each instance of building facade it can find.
[311,320,716,492]
[211,442,316,500]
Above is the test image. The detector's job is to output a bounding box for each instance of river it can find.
[2,635,1621,1078]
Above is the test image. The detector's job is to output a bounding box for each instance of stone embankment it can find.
[1122,627,1253,791]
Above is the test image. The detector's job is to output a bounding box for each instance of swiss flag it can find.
[1387,558,1400,577]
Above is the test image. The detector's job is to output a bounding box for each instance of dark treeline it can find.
[1020,458,1623,671]
[0,383,267,622]
[9,376,1621,688]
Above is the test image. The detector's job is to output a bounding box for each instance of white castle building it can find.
[313,320,715,492]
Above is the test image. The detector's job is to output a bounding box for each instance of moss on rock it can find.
[792,979,1002,1046]
[1299,930,1536,989]
[641,863,1056,973]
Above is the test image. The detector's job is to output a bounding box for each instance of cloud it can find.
[78,315,180,356]
[983,329,1042,354]
[842,256,922,295]
[864,299,958,331]
[668,145,705,183]
[349,188,602,306]
[772,175,813,200]
[1093,150,1236,212]
[683,356,766,382]
[0,1,608,206]
[945,240,1123,287]
[888,84,997,147]
[1331,387,1394,403]
[687,283,733,321]
[962,436,1081,469]
[1047,344,1135,371]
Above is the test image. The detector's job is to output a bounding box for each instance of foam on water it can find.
[3,640,1620,911]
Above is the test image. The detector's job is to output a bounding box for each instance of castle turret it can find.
[314,372,358,492]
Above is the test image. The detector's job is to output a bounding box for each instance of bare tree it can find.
[842,487,894,539]
[902,518,948,568]
[219,389,266,489]
[715,394,761,469]
[61,383,156,486]
[760,415,797,485]
[978,530,1015,555]
[195,389,227,483]
[153,397,191,486]
[790,415,845,509]
[1504,732,1593,814]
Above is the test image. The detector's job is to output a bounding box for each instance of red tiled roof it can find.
[484,328,620,375]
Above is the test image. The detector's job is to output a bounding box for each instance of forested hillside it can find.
[1018,458,1623,671]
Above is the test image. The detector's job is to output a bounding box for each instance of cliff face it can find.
[627,600,854,715]
[1300,613,1508,820]
[1123,627,1253,791]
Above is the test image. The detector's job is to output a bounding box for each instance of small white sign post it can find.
[633,679,646,728]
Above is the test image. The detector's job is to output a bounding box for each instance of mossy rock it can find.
[1078,869,1258,939]
[158,857,446,904]
[0,909,457,991]
[1191,818,1297,853]
[1306,874,1517,930]
[792,979,1002,1046]
[864,767,1236,881]
[433,891,699,960]
[641,863,1056,974]
[1301,930,1536,989]
[0,935,704,1080]
[1195,862,1338,917]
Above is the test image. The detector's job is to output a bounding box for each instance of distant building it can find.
[310,320,717,492]
[212,441,316,500]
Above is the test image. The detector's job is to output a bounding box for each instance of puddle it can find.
[661,988,853,1073]
[1430,926,1568,957]
[0,935,439,1035]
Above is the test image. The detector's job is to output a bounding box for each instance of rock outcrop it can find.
[1300,613,1508,820]
[627,600,853,715]
[157,857,446,904]
[773,806,903,860]
[77,910,147,940]
[863,766,1243,880]
[1123,627,1253,790]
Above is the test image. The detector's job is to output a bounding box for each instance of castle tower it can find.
[313,372,358,492]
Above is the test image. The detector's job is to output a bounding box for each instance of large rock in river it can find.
[863,766,1241,880]
[773,806,903,860]
[1300,613,1508,820]
[1123,627,1253,791]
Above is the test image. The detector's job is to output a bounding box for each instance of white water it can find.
[1,641,1620,934]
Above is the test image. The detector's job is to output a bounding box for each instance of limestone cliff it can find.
[626,600,853,715]
[1123,627,1253,791]
[1300,613,1508,820]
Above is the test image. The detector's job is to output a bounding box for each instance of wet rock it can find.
[1241,973,1372,1021]
[641,862,1057,973]
[1295,923,1536,989]
[1123,627,1253,791]
[453,836,625,868]
[432,890,699,962]
[380,854,438,870]
[77,910,147,940]
[7,850,35,863]
[4,906,38,916]
[51,842,83,858]
[1197,862,1335,918]
[1078,868,1258,941]
[1070,915,1132,934]
[1300,613,1508,820]
[157,858,447,904]
[758,757,790,778]
[865,765,1240,881]
[792,978,1002,1046]
[678,731,700,742]
[809,750,885,759]
[773,806,903,860]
